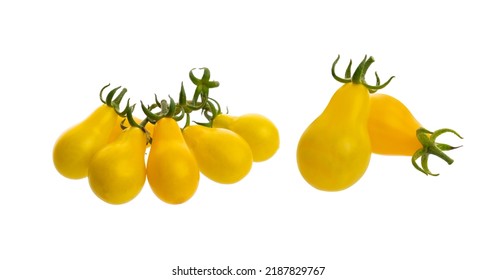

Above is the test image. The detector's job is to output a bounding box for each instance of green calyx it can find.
[140,68,224,129]
[99,83,128,116]
[119,100,152,144]
[412,128,463,176]
[189,67,220,106]
[141,95,177,123]
[331,55,395,93]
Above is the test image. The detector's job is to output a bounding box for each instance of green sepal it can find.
[179,82,187,106]
[141,100,161,124]
[331,55,351,83]
[105,86,121,106]
[331,55,394,92]
[189,67,220,105]
[192,120,212,127]
[411,127,463,176]
[99,83,111,104]
[164,96,177,118]
[124,100,139,128]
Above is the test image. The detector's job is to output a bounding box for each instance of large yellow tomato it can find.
[183,125,253,184]
[297,82,371,191]
[212,113,279,162]
[88,126,147,204]
[53,104,118,179]
[147,118,199,204]
[297,55,392,191]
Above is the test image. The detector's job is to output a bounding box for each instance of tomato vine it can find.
[140,68,223,129]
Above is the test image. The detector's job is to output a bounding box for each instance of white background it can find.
[1,1,496,279]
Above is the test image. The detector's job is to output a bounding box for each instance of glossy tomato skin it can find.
[147,118,199,204]
[88,127,147,204]
[297,83,371,191]
[368,93,422,156]
[183,125,253,184]
[212,113,279,162]
[53,104,118,179]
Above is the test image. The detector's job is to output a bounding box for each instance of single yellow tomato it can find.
[183,125,253,184]
[212,113,279,162]
[147,118,199,204]
[53,85,126,179]
[368,93,462,176]
[297,55,393,191]
[53,104,119,179]
[88,126,147,204]
[297,83,371,191]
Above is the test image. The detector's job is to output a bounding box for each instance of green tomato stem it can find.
[411,127,463,176]
[352,55,368,84]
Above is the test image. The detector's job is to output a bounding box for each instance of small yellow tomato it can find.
[212,113,279,162]
[368,93,462,176]
[88,126,148,204]
[147,118,199,204]
[183,125,253,184]
[53,104,118,179]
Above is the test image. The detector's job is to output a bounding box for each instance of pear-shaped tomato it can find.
[53,85,126,179]
[297,56,392,191]
[212,113,279,162]
[368,93,462,176]
[147,118,199,204]
[368,93,422,156]
[53,104,119,179]
[88,126,147,204]
[183,125,253,184]
[297,83,371,191]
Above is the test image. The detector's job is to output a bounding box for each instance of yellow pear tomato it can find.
[212,113,279,162]
[183,125,253,184]
[88,126,148,204]
[297,56,393,191]
[53,85,127,179]
[368,93,422,156]
[368,93,462,175]
[147,118,199,204]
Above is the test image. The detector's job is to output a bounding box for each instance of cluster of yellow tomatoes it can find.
[297,55,463,192]
[54,56,463,201]
[53,68,279,205]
